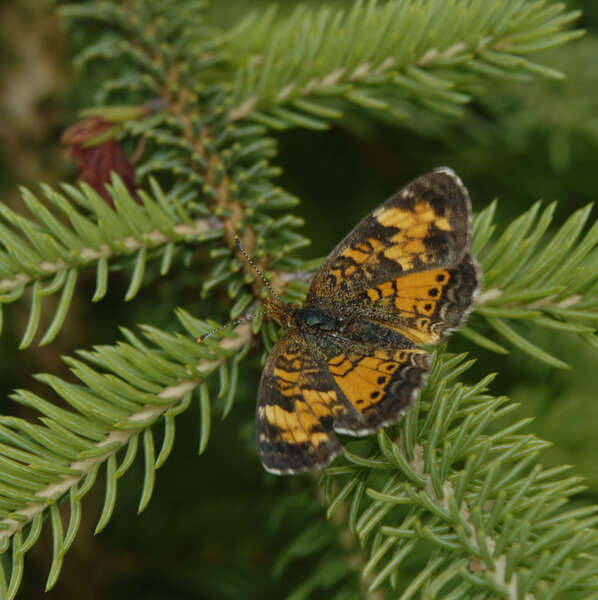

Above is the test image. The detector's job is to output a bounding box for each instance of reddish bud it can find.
[61,116,138,207]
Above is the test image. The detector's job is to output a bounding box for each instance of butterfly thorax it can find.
[267,294,346,336]
[294,307,338,333]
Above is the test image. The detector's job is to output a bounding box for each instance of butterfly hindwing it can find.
[357,252,479,344]
[257,325,430,472]
[325,347,430,434]
[257,333,344,474]
[315,320,430,434]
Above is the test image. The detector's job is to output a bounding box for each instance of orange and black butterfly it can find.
[257,168,480,474]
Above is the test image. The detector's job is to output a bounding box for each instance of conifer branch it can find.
[62,0,310,297]
[321,353,598,598]
[0,178,222,346]
[223,0,582,127]
[446,34,598,175]
[467,200,598,368]
[0,315,251,594]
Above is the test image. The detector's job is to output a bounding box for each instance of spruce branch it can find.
[0,1,595,597]
[0,313,251,595]
[222,0,583,128]
[322,352,598,598]
[62,0,310,296]
[467,200,598,368]
[441,34,598,175]
[3,0,307,346]
[0,177,222,347]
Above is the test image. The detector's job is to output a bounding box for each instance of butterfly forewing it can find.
[307,168,479,345]
[308,168,473,299]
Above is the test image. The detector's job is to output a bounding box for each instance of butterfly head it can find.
[264,296,298,329]
[198,237,299,344]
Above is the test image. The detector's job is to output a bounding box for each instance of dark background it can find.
[1,1,598,598]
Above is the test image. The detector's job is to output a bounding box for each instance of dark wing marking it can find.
[357,252,480,344]
[307,168,474,305]
[316,321,430,434]
[257,333,344,474]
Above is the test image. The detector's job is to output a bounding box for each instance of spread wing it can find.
[257,333,344,474]
[257,168,480,474]
[307,168,480,344]
[314,320,430,434]
[256,325,430,474]
[355,252,479,344]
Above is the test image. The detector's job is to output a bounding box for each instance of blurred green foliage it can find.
[1,0,597,598]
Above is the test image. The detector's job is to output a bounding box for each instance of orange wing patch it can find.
[328,238,385,284]
[328,348,422,415]
[373,199,451,231]
[373,201,453,270]
[341,238,385,265]
[261,401,332,446]
[266,349,350,440]
[364,269,453,344]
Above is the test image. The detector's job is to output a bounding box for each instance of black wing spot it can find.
[436,274,446,282]
[377,376,387,385]
[370,391,380,399]
[320,416,334,430]
[429,288,439,297]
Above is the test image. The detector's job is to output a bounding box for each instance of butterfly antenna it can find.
[198,238,281,343]
[234,235,283,304]
[198,309,263,343]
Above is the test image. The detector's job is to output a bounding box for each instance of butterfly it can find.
[256,168,480,474]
